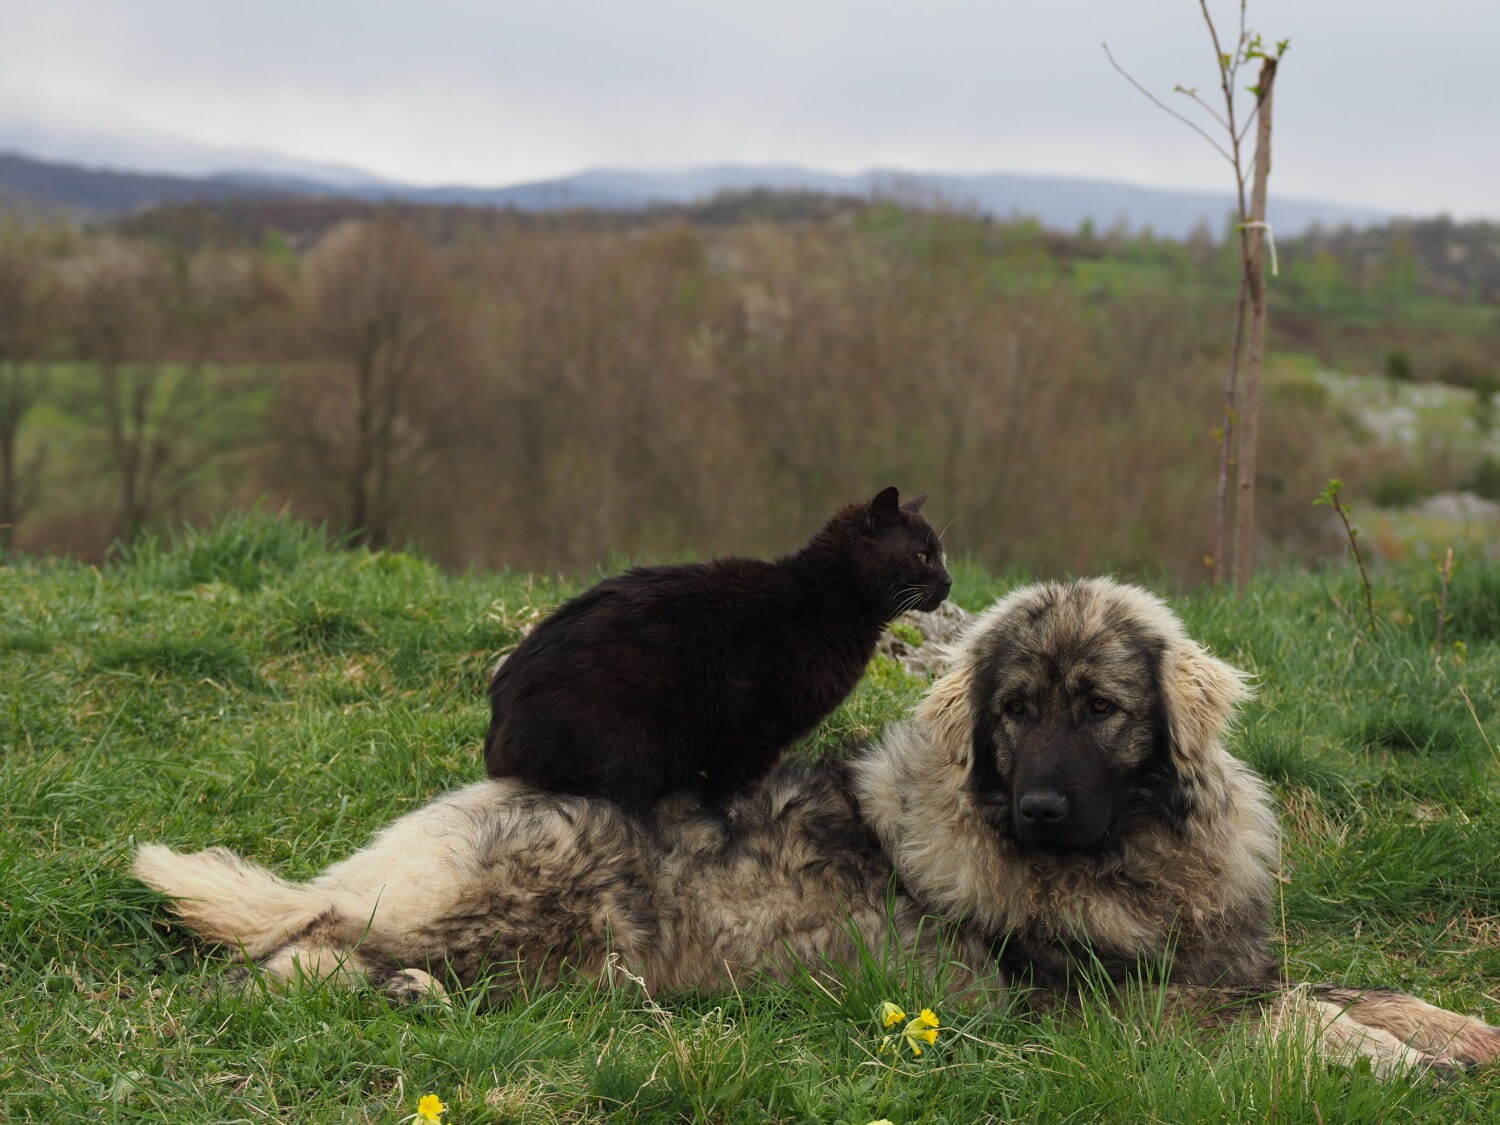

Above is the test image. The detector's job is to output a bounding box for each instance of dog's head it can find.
[916,578,1251,855]
[855,577,1269,961]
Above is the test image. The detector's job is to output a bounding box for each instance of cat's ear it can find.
[867,486,901,529]
[901,492,928,514]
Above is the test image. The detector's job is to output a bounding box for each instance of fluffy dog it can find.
[134,578,1500,1075]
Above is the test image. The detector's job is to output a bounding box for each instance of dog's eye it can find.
[916,552,928,564]
[1090,698,1115,715]
[1004,699,1026,717]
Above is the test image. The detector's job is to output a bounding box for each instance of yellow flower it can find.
[866,1120,897,1125]
[878,1001,907,1028]
[900,1008,940,1055]
[415,1094,447,1123]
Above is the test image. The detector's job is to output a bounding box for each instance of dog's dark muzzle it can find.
[1015,787,1091,848]
[1010,727,1121,851]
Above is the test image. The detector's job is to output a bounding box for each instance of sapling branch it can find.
[1433,547,1454,651]
[1314,479,1376,632]
[1100,43,1236,166]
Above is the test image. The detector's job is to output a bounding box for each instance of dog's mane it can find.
[852,578,1279,969]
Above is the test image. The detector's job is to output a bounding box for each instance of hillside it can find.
[0,119,394,189]
[0,152,294,215]
[0,148,1393,237]
[4,197,1497,574]
[378,164,1393,239]
[1,517,1497,1119]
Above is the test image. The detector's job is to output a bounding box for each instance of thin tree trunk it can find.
[1203,1,1246,587]
[370,350,406,551]
[350,353,376,546]
[0,411,16,552]
[1232,57,1277,593]
[1199,0,1249,586]
[1213,242,1249,585]
[0,366,22,550]
[121,367,153,540]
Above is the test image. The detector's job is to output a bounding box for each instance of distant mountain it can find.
[0,152,295,215]
[0,150,304,214]
[385,165,1392,238]
[0,148,1394,238]
[0,119,393,190]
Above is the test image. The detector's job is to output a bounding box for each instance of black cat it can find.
[484,487,951,813]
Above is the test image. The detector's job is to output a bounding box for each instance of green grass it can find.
[3,516,1499,1121]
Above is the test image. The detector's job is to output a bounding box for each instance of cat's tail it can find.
[134,843,334,959]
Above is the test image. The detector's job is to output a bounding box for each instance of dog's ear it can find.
[1162,639,1250,757]
[916,664,976,769]
[1158,638,1252,817]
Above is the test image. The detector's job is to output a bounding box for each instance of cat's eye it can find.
[1004,699,1026,717]
[916,552,929,564]
[1090,698,1115,715]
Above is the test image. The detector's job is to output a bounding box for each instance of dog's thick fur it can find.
[135,578,1500,1075]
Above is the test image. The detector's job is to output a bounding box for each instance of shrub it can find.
[1383,348,1414,381]
[1470,371,1499,435]
[92,635,257,685]
[1468,455,1500,501]
[1365,468,1434,508]
[112,512,329,592]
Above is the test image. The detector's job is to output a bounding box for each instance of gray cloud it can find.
[3,0,1494,217]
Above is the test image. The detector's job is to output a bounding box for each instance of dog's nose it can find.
[1018,791,1069,826]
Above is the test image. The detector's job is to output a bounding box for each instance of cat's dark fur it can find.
[483,487,951,813]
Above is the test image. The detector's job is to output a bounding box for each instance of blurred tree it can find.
[301,218,449,547]
[1384,349,1415,382]
[63,238,257,542]
[0,229,51,551]
[1379,230,1420,306]
[1287,250,1346,313]
[1185,217,1217,269]
[1472,371,1499,436]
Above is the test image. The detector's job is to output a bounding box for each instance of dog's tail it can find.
[134,844,334,959]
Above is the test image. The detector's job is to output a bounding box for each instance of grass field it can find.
[2,515,1499,1122]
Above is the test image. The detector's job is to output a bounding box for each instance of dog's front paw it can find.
[380,967,448,1005]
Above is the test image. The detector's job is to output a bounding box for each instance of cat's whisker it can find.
[893,587,925,616]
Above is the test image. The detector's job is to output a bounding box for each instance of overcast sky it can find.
[3,0,1494,217]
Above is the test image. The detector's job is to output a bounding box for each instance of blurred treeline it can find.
[1,195,1496,581]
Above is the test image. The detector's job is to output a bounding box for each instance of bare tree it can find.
[63,238,253,542]
[0,231,50,551]
[1232,53,1278,588]
[1106,2,1286,588]
[302,218,449,547]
